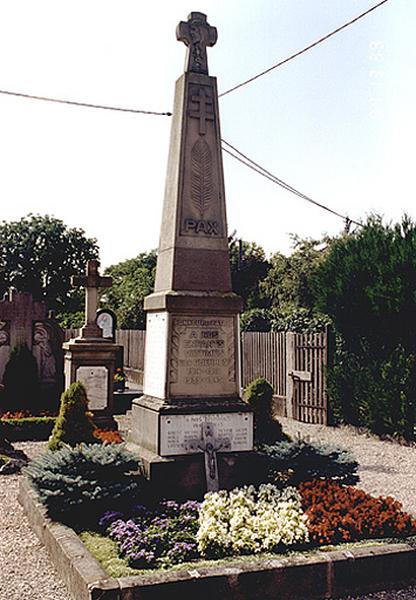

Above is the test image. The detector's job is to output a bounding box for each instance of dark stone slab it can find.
[126,441,264,500]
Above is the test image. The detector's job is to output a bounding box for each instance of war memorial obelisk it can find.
[130,12,255,496]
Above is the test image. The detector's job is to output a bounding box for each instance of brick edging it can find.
[19,478,416,600]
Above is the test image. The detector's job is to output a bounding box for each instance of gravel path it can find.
[278,417,416,517]
[0,442,71,600]
[1,422,415,600]
[279,418,416,600]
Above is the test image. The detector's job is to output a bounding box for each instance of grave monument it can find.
[63,260,121,427]
[0,291,64,406]
[130,12,256,496]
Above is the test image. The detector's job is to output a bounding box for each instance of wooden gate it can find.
[286,332,332,425]
[241,329,333,425]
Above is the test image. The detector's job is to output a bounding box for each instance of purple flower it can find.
[98,511,124,531]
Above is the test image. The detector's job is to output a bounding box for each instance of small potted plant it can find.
[113,368,127,392]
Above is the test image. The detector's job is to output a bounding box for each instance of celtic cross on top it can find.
[176,12,217,75]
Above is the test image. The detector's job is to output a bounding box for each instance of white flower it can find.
[197,484,309,557]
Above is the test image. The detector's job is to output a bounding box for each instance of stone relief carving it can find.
[227,334,236,383]
[33,321,56,382]
[191,139,213,219]
[176,12,217,75]
[0,321,10,346]
[169,321,187,384]
[188,87,214,135]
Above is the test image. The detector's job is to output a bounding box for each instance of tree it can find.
[261,235,329,313]
[0,214,98,312]
[228,238,270,309]
[313,216,416,353]
[103,251,157,329]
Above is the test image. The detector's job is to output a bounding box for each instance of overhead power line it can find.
[219,0,390,98]
[221,138,361,228]
[0,89,172,116]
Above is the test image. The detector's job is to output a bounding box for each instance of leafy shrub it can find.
[271,307,331,334]
[0,416,56,441]
[26,443,142,523]
[2,344,40,410]
[197,484,308,558]
[240,308,272,332]
[261,439,359,486]
[244,377,285,444]
[299,480,416,544]
[48,382,96,451]
[328,342,415,440]
[103,499,200,569]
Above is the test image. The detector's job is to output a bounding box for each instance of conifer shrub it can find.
[2,344,40,410]
[262,439,359,486]
[26,443,142,524]
[48,381,96,451]
[244,377,285,444]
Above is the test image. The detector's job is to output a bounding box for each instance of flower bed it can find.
[91,481,416,573]
[0,416,57,441]
[299,479,416,544]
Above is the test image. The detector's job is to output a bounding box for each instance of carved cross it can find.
[176,12,217,75]
[71,259,112,339]
[185,422,230,492]
[189,87,214,135]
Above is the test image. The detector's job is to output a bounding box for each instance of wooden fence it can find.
[64,328,332,424]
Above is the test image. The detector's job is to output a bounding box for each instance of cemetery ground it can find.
[1,417,416,600]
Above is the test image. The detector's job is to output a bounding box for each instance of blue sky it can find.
[0,0,412,267]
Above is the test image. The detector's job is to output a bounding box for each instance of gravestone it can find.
[129,12,256,497]
[0,291,64,405]
[63,260,121,427]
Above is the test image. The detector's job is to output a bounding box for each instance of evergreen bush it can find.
[48,381,96,451]
[244,377,285,444]
[261,438,359,486]
[313,215,416,440]
[2,344,40,411]
[25,443,142,523]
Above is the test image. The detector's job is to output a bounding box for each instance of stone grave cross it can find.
[71,260,112,340]
[176,12,217,75]
[185,422,231,492]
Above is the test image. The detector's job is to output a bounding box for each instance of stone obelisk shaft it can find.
[148,12,232,299]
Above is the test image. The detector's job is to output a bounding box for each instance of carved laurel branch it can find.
[227,326,236,382]
[169,323,186,383]
[169,330,180,384]
[191,139,213,218]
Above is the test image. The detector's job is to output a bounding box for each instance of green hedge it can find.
[0,417,57,441]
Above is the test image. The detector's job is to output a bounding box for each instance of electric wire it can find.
[0,89,172,116]
[219,0,390,98]
[221,140,361,227]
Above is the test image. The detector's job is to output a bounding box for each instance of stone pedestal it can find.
[63,338,121,429]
